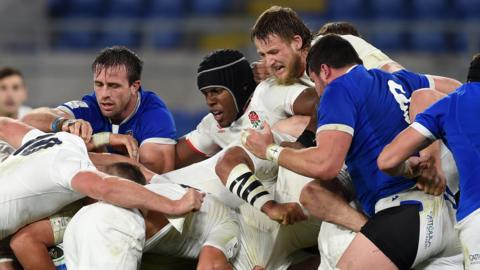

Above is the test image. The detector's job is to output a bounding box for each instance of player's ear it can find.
[130,80,141,92]
[291,35,303,51]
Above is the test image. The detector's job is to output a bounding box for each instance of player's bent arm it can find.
[277,130,351,181]
[0,117,34,149]
[71,170,203,215]
[139,143,175,174]
[21,107,72,132]
[377,127,432,176]
[292,88,319,116]
[88,152,156,182]
[175,138,208,169]
[429,75,462,95]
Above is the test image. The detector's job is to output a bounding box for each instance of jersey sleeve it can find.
[411,96,450,140]
[138,107,177,146]
[184,116,221,156]
[52,137,96,190]
[392,70,432,95]
[316,84,357,136]
[57,96,96,122]
[283,83,309,115]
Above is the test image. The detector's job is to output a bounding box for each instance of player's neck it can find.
[111,91,140,124]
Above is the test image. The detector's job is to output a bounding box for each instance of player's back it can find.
[324,65,430,215]
[0,130,90,239]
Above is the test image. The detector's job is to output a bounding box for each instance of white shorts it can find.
[144,196,239,261]
[375,189,462,269]
[456,208,480,270]
[49,200,83,245]
[232,203,319,270]
[63,202,146,270]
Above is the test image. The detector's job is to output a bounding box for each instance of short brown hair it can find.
[317,22,360,37]
[0,67,23,80]
[251,6,312,50]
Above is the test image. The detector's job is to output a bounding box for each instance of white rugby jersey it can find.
[186,76,313,156]
[0,129,95,240]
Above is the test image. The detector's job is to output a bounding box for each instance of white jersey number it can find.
[387,80,410,124]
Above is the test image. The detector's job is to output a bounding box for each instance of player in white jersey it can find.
[0,117,204,270]
[64,164,239,270]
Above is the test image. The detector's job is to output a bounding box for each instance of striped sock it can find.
[226,164,273,210]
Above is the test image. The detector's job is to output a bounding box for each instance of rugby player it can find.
[0,118,204,270]
[242,34,462,270]
[378,54,480,270]
[22,46,176,174]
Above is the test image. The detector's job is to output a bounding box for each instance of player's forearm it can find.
[98,177,178,215]
[278,147,340,181]
[21,107,67,132]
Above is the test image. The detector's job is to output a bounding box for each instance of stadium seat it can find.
[105,0,145,18]
[54,31,97,50]
[191,0,228,15]
[455,0,480,19]
[369,32,406,52]
[410,31,448,53]
[152,30,182,49]
[97,30,141,49]
[62,0,105,18]
[146,0,186,18]
[326,0,366,20]
[411,0,450,19]
[369,0,408,20]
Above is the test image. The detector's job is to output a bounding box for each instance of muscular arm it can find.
[139,143,175,174]
[275,130,351,181]
[0,117,33,149]
[21,107,71,132]
[71,170,202,215]
[174,138,207,169]
[377,127,432,176]
[430,75,462,95]
[292,87,319,116]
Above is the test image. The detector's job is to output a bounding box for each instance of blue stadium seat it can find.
[411,0,450,19]
[191,0,228,15]
[105,0,145,18]
[369,32,406,52]
[369,0,408,19]
[96,30,141,49]
[152,30,182,49]
[146,0,186,18]
[55,31,97,50]
[326,0,366,20]
[410,31,447,53]
[455,0,480,19]
[63,0,105,18]
[449,32,469,52]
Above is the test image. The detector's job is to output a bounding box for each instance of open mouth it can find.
[211,110,224,121]
[100,103,114,111]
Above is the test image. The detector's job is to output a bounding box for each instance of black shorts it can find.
[360,204,420,270]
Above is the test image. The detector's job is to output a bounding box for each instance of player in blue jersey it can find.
[378,54,480,270]
[22,46,176,174]
[242,34,461,269]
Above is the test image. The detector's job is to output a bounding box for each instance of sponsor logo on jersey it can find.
[248,111,262,129]
[470,253,480,265]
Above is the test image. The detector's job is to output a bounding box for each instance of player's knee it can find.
[300,182,321,208]
[215,147,251,180]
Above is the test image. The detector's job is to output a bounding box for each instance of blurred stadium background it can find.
[0,0,479,136]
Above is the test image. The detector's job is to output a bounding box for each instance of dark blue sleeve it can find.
[58,95,97,123]
[316,83,357,136]
[137,106,177,144]
[392,70,431,96]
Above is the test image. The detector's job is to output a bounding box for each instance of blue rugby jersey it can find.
[58,88,176,146]
[413,82,480,221]
[316,65,431,215]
